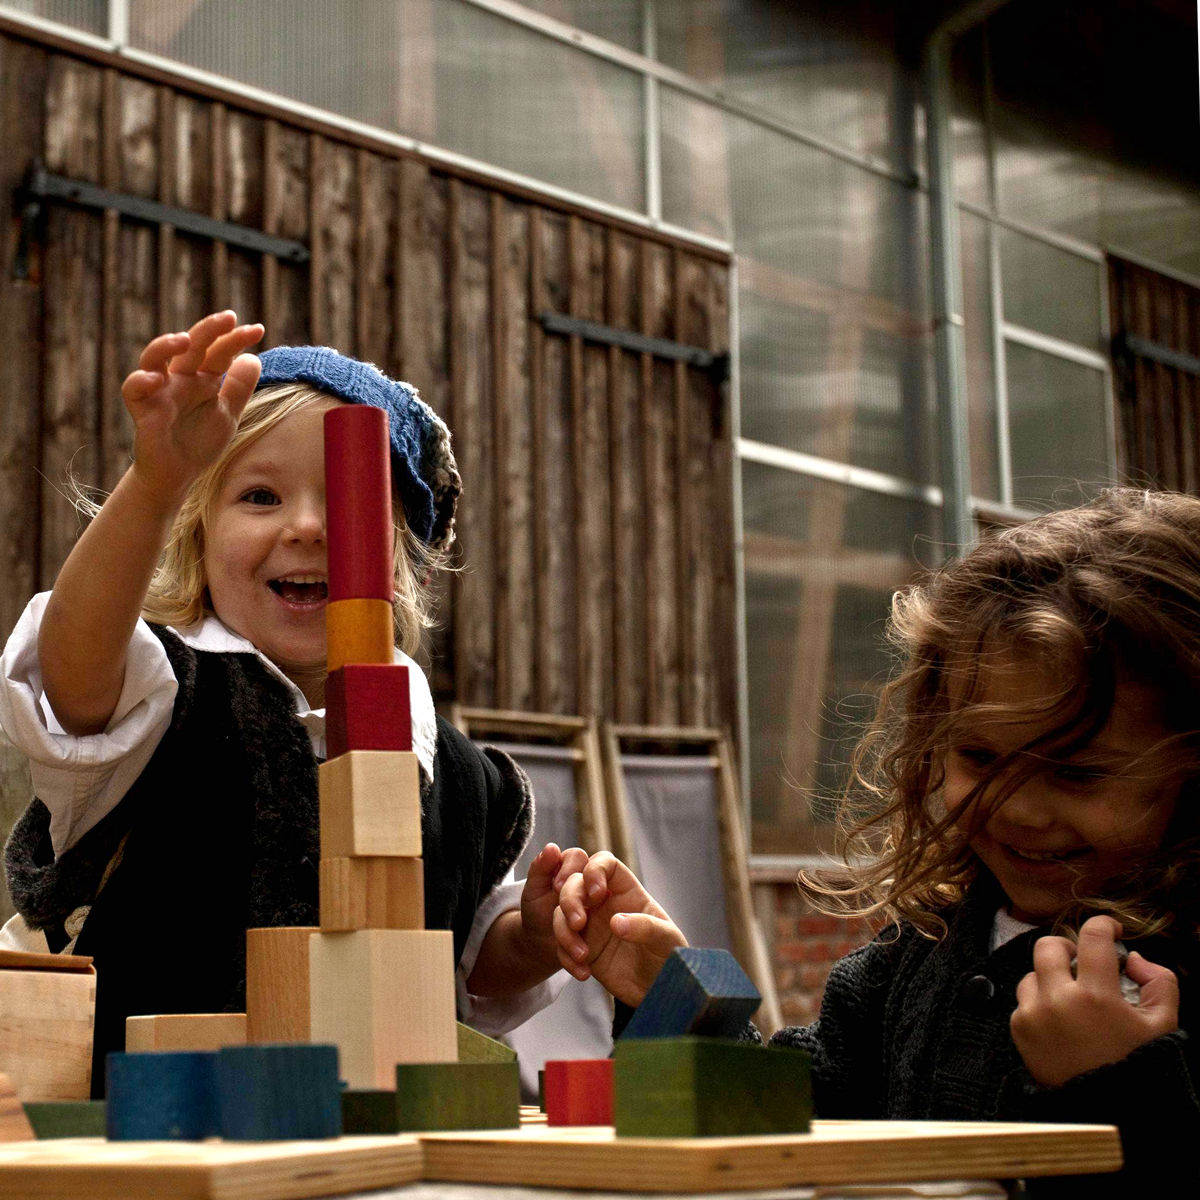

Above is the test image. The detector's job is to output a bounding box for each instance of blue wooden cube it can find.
[217,1044,342,1140]
[620,947,760,1041]
[106,1051,219,1141]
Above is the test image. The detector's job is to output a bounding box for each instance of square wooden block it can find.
[309,930,457,1089]
[319,751,421,858]
[246,927,317,1044]
[544,1058,613,1126]
[125,1013,247,1054]
[0,951,95,1101]
[326,664,412,759]
[320,857,424,931]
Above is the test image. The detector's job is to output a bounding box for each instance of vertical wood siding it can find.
[0,34,736,741]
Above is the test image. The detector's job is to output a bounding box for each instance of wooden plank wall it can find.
[0,32,736,734]
[1110,256,1200,494]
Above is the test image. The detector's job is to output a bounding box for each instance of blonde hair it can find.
[82,383,445,658]
[801,487,1200,942]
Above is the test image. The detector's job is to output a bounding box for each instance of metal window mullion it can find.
[642,0,662,222]
[988,218,1014,507]
[1098,263,1118,480]
[107,0,129,46]
[1002,322,1108,371]
[958,198,1105,265]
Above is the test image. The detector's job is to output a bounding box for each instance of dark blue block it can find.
[217,1044,342,1140]
[620,947,760,1041]
[106,1051,219,1141]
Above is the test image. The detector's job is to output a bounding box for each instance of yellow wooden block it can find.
[246,927,317,1044]
[309,930,457,1089]
[320,856,425,930]
[0,952,95,1101]
[319,750,422,858]
[125,1013,248,1053]
[326,598,394,672]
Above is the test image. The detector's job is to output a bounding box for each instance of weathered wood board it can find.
[0,1134,421,1199]
[419,1121,1122,1192]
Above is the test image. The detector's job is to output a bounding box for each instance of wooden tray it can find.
[0,1134,422,1200]
[419,1121,1123,1192]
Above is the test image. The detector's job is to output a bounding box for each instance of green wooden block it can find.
[613,1037,811,1138]
[456,1021,517,1065]
[395,1061,520,1131]
[23,1101,107,1139]
[342,1089,399,1134]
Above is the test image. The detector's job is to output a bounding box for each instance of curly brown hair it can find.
[801,487,1200,941]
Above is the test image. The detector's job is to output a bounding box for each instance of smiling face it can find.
[204,397,341,689]
[945,654,1182,924]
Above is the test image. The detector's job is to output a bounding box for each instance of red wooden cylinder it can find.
[324,405,394,602]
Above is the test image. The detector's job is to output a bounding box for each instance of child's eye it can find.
[241,488,279,506]
[1053,764,1110,786]
[954,745,996,770]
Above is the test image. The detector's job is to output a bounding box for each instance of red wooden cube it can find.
[325,664,412,759]
[544,1058,614,1127]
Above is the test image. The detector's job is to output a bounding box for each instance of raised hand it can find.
[1011,915,1179,1088]
[518,843,587,954]
[123,311,264,505]
[552,851,688,1007]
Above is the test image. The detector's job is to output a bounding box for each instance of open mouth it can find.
[1003,843,1089,866]
[268,575,329,605]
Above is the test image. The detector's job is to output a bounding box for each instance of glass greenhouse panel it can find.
[958,209,1001,501]
[999,226,1102,353]
[1,0,105,34]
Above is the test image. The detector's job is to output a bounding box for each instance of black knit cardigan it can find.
[4,626,533,1096]
[757,873,1200,1196]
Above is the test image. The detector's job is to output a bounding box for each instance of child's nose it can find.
[994,778,1057,829]
[284,502,326,544]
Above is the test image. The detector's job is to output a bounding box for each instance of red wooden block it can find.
[324,405,394,603]
[544,1059,614,1127]
[326,664,412,758]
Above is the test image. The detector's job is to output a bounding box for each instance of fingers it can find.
[609,911,688,956]
[1125,951,1180,1019]
[551,905,590,979]
[201,324,264,376]
[219,353,263,420]
[137,331,190,376]
[1074,916,1123,990]
[581,852,622,907]
[557,872,590,932]
[552,847,589,891]
[170,311,238,373]
[1032,934,1075,994]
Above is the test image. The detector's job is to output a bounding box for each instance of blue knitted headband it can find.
[255,346,461,552]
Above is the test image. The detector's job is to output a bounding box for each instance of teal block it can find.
[613,1037,811,1138]
[394,1061,520,1131]
[23,1101,106,1139]
[621,947,760,1041]
[342,1089,399,1134]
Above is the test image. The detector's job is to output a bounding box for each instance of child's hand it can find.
[123,311,264,505]
[552,851,687,1007]
[518,843,588,962]
[1011,915,1179,1088]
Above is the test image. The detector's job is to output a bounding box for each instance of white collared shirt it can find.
[0,592,563,1033]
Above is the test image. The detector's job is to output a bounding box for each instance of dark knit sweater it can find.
[759,873,1199,1195]
[4,626,533,1096]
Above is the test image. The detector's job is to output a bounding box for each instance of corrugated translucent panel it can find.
[519,0,642,51]
[1,0,105,34]
[741,461,939,855]
[1000,227,1102,352]
[654,0,918,171]
[130,0,645,213]
[1006,342,1111,508]
[959,209,1000,501]
[659,85,732,242]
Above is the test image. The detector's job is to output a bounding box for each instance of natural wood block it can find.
[319,750,421,858]
[0,1075,33,1142]
[621,947,760,1042]
[22,1100,105,1140]
[394,1062,520,1131]
[613,1037,811,1137]
[326,663,412,758]
[320,856,424,930]
[125,1013,247,1054]
[218,1044,341,1141]
[106,1051,220,1141]
[0,950,95,1101]
[325,404,394,603]
[416,1121,1123,1190]
[309,930,457,1089]
[326,598,394,672]
[456,1022,516,1065]
[544,1059,613,1127]
[245,927,316,1044]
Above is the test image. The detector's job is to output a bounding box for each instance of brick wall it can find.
[754,878,878,1028]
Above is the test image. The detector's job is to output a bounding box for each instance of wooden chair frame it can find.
[601,723,782,1036]
[449,707,611,856]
